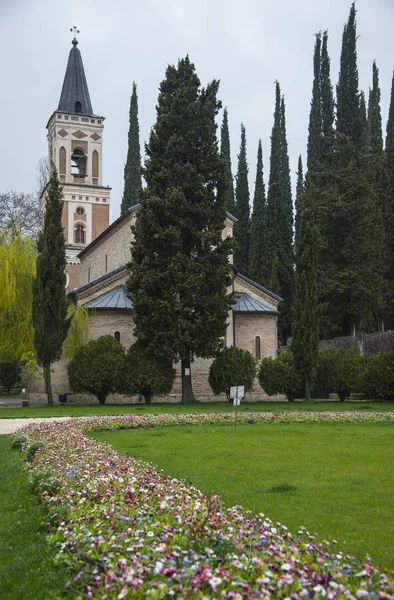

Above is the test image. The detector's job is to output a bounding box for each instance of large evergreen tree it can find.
[320,31,335,160]
[121,82,142,213]
[317,3,384,336]
[32,165,69,405]
[295,155,304,247]
[306,32,322,186]
[263,82,294,344]
[233,123,250,273]
[220,108,235,214]
[248,139,266,282]
[385,72,394,326]
[127,57,232,403]
[292,185,319,402]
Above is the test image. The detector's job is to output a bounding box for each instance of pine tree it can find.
[32,165,69,405]
[306,32,322,186]
[385,72,394,326]
[320,31,335,159]
[121,82,142,213]
[233,123,250,273]
[248,139,266,282]
[292,185,319,401]
[295,155,304,247]
[220,108,235,214]
[127,57,232,403]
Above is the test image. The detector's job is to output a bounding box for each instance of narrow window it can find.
[105,254,108,272]
[71,149,87,177]
[59,146,66,175]
[114,331,120,342]
[88,267,91,283]
[255,336,261,359]
[92,150,99,179]
[75,101,82,113]
[75,224,85,244]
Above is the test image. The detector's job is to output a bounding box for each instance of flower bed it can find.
[16,412,394,599]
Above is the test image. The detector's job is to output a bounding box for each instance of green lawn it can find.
[92,422,394,571]
[0,436,69,599]
[1,399,393,418]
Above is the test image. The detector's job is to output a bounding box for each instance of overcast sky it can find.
[1,0,393,222]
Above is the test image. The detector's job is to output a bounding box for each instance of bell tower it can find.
[44,27,111,291]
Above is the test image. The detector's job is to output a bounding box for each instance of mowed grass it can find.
[0,436,68,599]
[92,422,394,571]
[1,399,393,418]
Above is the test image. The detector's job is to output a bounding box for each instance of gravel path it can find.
[0,417,71,435]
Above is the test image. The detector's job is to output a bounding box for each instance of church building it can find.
[33,33,282,402]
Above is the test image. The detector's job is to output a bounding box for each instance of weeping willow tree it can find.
[0,229,36,363]
[62,305,90,359]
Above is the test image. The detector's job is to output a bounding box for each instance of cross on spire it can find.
[70,26,80,45]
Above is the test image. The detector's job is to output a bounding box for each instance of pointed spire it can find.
[58,32,93,115]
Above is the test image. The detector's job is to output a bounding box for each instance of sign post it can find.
[230,385,244,432]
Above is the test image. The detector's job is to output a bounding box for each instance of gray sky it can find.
[1,0,394,223]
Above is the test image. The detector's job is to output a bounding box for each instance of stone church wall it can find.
[80,212,136,286]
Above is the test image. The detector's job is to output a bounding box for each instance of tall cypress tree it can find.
[249,139,266,282]
[320,30,335,159]
[306,32,322,186]
[385,72,394,327]
[234,123,250,273]
[318,3,384,336]
[295,155,304,247]
[121,82,142,214]
[127,57,232,403]
[220,108,235,214]
[292,185,319,402]
[32,165,69,405]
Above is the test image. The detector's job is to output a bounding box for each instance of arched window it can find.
[59,146,66,175]
[114,331,120,342]
[75,224,85,244]
[92,150,99,179]
[255,336,261,359]
[75,101,82,113]
[71,148,87,176]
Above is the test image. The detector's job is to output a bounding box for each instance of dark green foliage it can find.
[316,346,362,401]
[32,164,69,405]
[68,335,125,404]
[306,32,322,186]
[264,82,294,344]
[127,57,233,403]
[336,2,362,147]
[320,31,335,159]
[248,140,266,282]
[385,74,394,327]
[258,353,302,401]
[364,351,394,400]
[220,108,235,214]
[26,441,44,462]
[208,346,256,401]
[234,123,250,273]
[292,186,319,401]
[295,155,304,248]
[121,341,175,403]
[121,82,142,213]
[0,361,21,393]
[11,435,27,450]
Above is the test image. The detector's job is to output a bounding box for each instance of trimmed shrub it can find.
[68,335,125,404]
[209,347,256,401]
[316,346,362,401]
[258,352,302,401]
[364,351,394,400]
[121,341,175,403]
[0,361,22,393]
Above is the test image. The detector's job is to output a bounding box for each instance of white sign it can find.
[233,397,240,406]
[230,386,245,400]
[184,368,190,376]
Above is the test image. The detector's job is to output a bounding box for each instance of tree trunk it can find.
[97,392,107,405]
[142,388,152,404]
[305,377,311,402]
[43,363,54,406]
[181,357,195,404]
